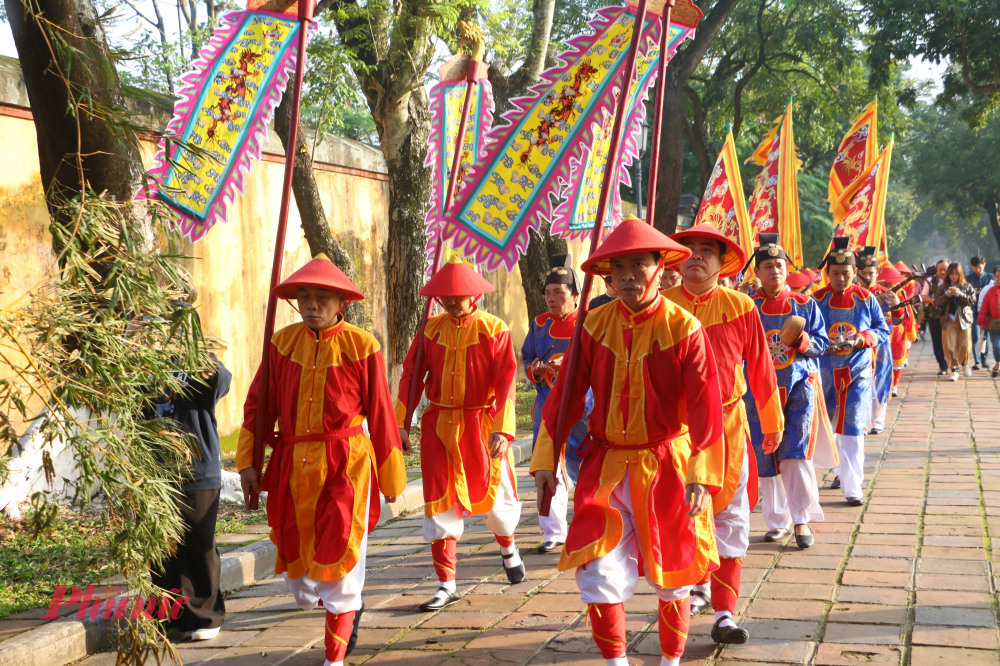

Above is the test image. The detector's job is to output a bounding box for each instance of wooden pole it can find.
[401,60,486,433]
[643,0,676,228]
[247,0,314,510]
[539,0,651,516]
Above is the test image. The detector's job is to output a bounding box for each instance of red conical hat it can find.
[669,223,749,278]
[581,217,692,276]
[420,256,495,297]
[785,271,813,289]
[273,253,364,301]
[894,260,912,275]
[878,263,905,284]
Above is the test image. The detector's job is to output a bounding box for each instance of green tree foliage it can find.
[797,170,834,268]
[902,100,1000,256]
[863,0,1000,125]
[301,27,377,145]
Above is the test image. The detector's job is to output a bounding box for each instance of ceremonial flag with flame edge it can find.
[439,0,701,272]
[693,130,752,260]
[136,10,309,242]
[746,101,803,269]
[828,100,878,210]
[830,140,893,256]
[423,56,495,276]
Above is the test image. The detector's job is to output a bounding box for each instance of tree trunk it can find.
[517,221,568,321]
[274,81,363,323]
[652,77,689,234]
[985,193,1000,257]
[379,91,434,384]
[5,0,146,242]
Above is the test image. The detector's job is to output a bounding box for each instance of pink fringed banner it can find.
[438,4,697,272]
[423,58,495,275]
[136,10,309,241]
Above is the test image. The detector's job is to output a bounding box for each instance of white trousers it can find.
[283,477,369,615]
[424,456,522,541]
[870,395,887,431]
[538,465,572,543]
[714,447,750,560]
[760,459,824,530]
[575,470,689,605]
[834,434,865,500]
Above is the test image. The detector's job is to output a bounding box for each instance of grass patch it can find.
[0,505,112,618]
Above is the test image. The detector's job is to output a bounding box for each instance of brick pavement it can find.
[75,340,1000,666]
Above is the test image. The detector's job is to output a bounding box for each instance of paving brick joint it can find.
[6,339,1000,666]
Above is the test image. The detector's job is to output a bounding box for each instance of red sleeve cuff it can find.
[858,330,877,348]
[793,332,810,353]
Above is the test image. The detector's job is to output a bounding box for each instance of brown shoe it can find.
[711,618,749,644]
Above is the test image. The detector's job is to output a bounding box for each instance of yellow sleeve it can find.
[757,390,785,435]
[685,433,726,491]
[236,427,255,473]
[529,422,557,474]
[377,447,407,498]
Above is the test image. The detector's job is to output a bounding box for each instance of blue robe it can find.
[521,311,589,481]
[813,285,892,436]
[744,287,830,477]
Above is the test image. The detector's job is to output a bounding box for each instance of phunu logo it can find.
[44,585,189,621]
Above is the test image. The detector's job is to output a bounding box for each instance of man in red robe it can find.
[238,254,407,666]
[664,224,784,644]
[397,257,523,612]
[531,217,725,666]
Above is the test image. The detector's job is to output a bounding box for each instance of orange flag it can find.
[747,101,803,268]
[694,129,753,260]
[831,139,894,254]
[829,100,878,208]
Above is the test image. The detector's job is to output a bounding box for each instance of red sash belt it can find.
[577,433,680,458]
[260,426,365,493]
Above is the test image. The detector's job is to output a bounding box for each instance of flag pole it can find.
[247,0,314,510]
[402,58,486,434]
[540,0,651,516]
[643,0,676,228]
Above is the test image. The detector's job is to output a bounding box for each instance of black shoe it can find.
[763,528,790,542]
[846,497,866,507]
[345,601,364,657]
[711,618,749,644]
[830,476,841,490]
[794,525,814,549]
[993,367,999,379]
[503,549,526,584]
[418,588,461,612]
[938,370,947,376]
[689,590,711,617]
[869,427,882,435]
[973,364,981,370]
[536,540,564,554]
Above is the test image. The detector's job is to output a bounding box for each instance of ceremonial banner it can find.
[440,1,702,272]
[747,101,803,268]
[693,129,752,259]
[423,56,495,274]
[137,10,308,241]
[829,100,878,208]
[830,140,893,253]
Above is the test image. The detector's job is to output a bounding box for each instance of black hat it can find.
[544,254,579,292]
[856,245,878,269]
[821,236,858,269]
[753,233,793,265]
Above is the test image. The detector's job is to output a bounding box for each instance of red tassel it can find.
[658,597,690,658]
[431,538,457,582]
[325,609,355,662]
[588,602,626,659]
[711,557,742,613]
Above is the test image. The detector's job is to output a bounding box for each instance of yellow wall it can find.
[0,111,596,436]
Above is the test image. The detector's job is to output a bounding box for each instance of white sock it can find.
[433,580,457,599]
[501,543,522,568]
[606,658,628,666]
[660,657,680,666]
[324,661,343,666]
[715,610,736,629]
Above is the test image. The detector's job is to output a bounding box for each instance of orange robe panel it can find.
[662,285,784,512]
[237,320,406,582]
[396,307,518,517]
[529,297,726,589]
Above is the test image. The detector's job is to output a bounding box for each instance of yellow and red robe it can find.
[662,285,784,512]
[891,284,918,388]
[237,319,407,582]
[529,296,726,589]
[396,307,518,518]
